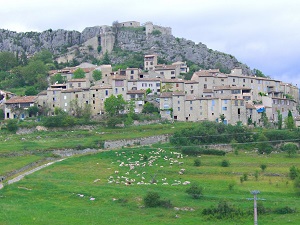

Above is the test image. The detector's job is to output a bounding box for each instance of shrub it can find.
[144,192,161,207]
[289,166,300,180]
[228,182,235,191]
[260,164,267,172]
[294,177,300,196]
[281,142,298,157]
[194,158,201,167]
[274,206,296,214]
[6,119,18,133]
[181,147,226,156]
[186,183,203,199]
[143,192,171,208]
[202,201,244,219]
[221,159,230,167]
[243,173,248,181]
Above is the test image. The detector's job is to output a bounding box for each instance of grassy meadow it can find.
[0,143,299,225]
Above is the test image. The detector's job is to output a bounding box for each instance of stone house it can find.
[5,96,37,119]
[144,54,158,71]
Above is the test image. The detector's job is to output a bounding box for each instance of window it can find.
[78,83,81,87]
[176,84,179,87]
[93,94,95,97]
[205,78,207,81]
[191,90,194,94]
[235,100,238,106]
[221,79,224,82]
[64,95,67,100]
[93,100,95,104]
[75,94,78,98]
[190,101,192,104]
[178,107,180,111]
[200,106,202,110]
[171,71,175,74]
[238,108,241,114]
[190,107,193,110]
[233,79,235,82]
[105,90,108,96]
[115,88,118,94]
[156,83,160,87]
[131,70,134,74]
[251,80,253,83]
[178,101,180,104]
[130,76,133,79]
[222,107,227,111]
[204,84,207,89]
[223,100,228,104]
[240,100,244,106]
[243,79,245,82]
[191,85,193,89]
[160,72,164,75]
[83,94,85,98]
[65,103,67,107]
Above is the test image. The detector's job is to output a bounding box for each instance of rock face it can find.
[0,23,253,74]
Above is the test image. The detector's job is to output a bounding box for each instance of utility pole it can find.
[251,190,260,225]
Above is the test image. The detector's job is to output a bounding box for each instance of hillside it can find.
[0,21,253,74]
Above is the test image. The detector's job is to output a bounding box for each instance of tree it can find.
[101,51,111,65]
[0,109,4,120]
[28,106,39,117]
[25,86,38,96]
[254,69,265,77]
[50,73,65,84]
[21,60,48,86]
[143,192,161,207]
[282,143,298,157]
[92,70,102,81]
[277,110,283,129]
[104,94,126,117]
[0,52,18,71]
[219,114,226,123]
[31,50,53,64]
[73,68,86,79]
[257,133,272,154]
[142,102,159,114]
[285,110,295,129]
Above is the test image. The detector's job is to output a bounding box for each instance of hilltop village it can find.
[3,51,299,126]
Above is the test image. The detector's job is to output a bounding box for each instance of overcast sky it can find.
[1,0,300,86]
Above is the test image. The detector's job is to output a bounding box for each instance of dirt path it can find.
[0,158,65,189]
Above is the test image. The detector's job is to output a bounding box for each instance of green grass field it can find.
[0,144,299,225]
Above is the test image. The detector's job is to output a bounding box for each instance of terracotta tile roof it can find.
[90,85,112,90]
[161,79,185,83]
[68,79,87,82]
[172,91,185,96]
[203,89,213,93]
[127,90,146,94]
[185,80,198,84]
[6,96,37,104]
[160,92,173,98]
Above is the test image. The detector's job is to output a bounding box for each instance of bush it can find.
[186,183,203,199]
[143,192,171,208]
[274,206,296,214]
[194,158,201,166]
[289,166,300,180]
[202,201,244,219]
[221,159,230,167]
[43,115,75,127]
[144,192,161,207]
[260,164,267,172]
[6,119,18,133]
[106,117,123,128]
[281,142,298,157]
[181,147,226,156]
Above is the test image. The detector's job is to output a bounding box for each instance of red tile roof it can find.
[5,96,37,104]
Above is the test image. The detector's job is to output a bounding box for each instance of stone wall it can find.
[104,134,170,149]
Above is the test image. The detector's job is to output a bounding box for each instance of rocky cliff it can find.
[0,23,253,74]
